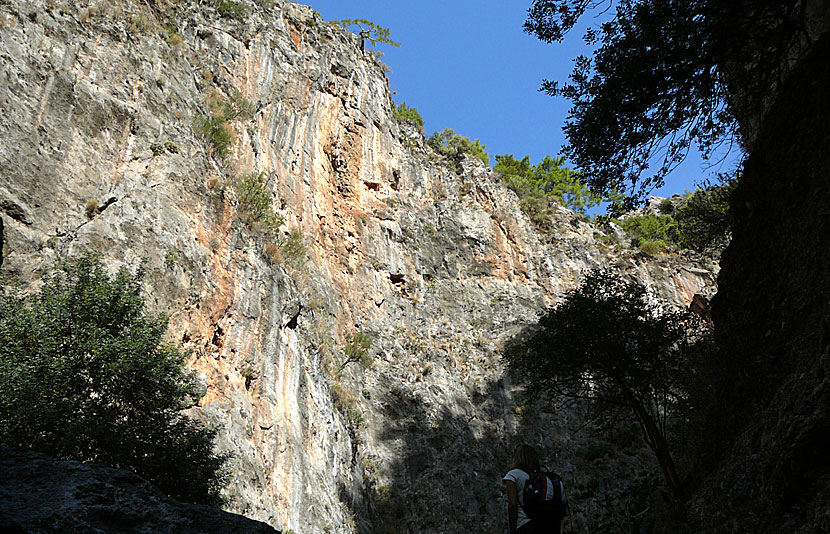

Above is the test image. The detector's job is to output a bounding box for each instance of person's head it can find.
[511,443,540,473]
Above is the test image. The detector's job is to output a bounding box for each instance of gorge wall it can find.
[695,34,830,533]
[0,1,718,532]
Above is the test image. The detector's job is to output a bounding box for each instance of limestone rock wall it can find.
[0,1,717,532]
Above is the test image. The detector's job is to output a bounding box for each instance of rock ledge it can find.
[0,447,279,534]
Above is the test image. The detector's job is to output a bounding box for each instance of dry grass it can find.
[85,199,99,219]
[265,242,282,264]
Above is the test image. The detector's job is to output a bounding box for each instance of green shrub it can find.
[211,0,247,19]
[675,183,734,251]
[494,154,601,226]
[264,231,306,268]
[235,172,283,232]
[427,128,490,170]
[658,198,675,214]
[280,230,306,266]
[618,214,678,250]
[339,331,373,372]
[195,93,255,158]
[222,91,256,120]
[339,19,400,48]
[164,249,179,269]
[194,114,233,158]
[612,184,733,253]
[162,23,184,46]
[0,254,229,505]
[393,102,424,134]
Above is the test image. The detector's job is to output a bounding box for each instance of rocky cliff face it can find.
[695,34,830,533]
[0,1,717,532]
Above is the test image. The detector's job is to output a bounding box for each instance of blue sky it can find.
[303,0,738,201]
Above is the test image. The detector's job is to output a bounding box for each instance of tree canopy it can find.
[0,254,228,505]
[494,154,604,221]
[503,270,706,499]
[339,18,400,48]
[427,128,490,170]
[393,102,425,135]
[525,0,809,209]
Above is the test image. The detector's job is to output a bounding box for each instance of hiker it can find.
[503,443,567,534]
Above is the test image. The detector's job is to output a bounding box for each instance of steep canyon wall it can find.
[696,34,830,533]
[0,1,718,531]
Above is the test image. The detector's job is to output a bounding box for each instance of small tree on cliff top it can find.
[494,153,603,219]
[503,270,705,501]
[427,128,490,170]
[0,254,229,505]
[339,18,401,49]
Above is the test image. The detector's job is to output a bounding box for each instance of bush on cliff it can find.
[427,128,490,170]
[393,102,425,135]
[0,254,229,506]
[494,154,602,221]
[618,213,678,253]
[613,183,734,253]
[675,182,734,251]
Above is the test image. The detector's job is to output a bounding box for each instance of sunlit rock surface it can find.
[0,1,718,531]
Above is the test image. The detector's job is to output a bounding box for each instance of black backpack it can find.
[522,470,567,524]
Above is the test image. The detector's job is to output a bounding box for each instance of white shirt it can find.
[503,468,531,529]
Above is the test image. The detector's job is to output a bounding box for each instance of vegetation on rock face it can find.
[235,172,283,233]
[494,154,602,223]
[194,114,233,158]
[503,270,708,501]
[393,102,424,135]
[194,91,256,159]
[618,213,678,253]
[210,0,248,20]
[277,230,307,267]
[427,129,490,170]
[674,182,734,250]
[0,254,229,506]
[525,0,806,208]
[338,331,374,373]
[338,18,401,49]
[613,183,734,253]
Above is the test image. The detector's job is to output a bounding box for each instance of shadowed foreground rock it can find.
[0,447,279,534]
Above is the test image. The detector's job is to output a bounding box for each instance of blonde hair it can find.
[512,443,540,473]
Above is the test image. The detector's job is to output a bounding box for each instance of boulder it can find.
[0,447,279,534]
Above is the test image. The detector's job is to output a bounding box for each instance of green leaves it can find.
[0,254,228,505]
[494,154,602,226]
[339,331,374,373]
[503,270,707,498]
[235,172,283,233]
[674,182,734,250]
[526,0,801,207]
[194,114,233,158]
[339,18,401,48]
[618,213,678,252]
[427,128,490,170]
[613,183,734,253]
[393,102,425,135]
